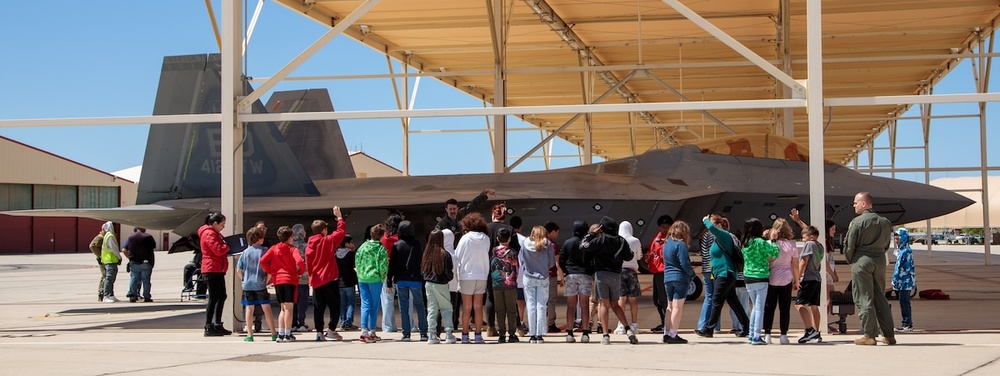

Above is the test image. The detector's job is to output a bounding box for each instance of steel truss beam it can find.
[240,98,807,123]
[661,0,806,98]
[804,0,829,330]
[0,114,221,128]
[523,0,679,156]
[246,52,1000,83]
[238,0,381,111]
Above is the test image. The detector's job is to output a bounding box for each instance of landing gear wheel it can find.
[686,275,704,301]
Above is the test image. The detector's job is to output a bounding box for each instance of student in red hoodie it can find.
[260,226,306,342]
[306,206,348,342]
[199,213,231,337]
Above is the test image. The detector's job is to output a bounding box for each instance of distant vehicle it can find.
[913,234,942,245]
[954,234,983,245]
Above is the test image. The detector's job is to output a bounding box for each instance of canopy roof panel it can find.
[276,0,1000,165]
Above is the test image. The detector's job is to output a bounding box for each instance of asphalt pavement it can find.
[1,244,998,375]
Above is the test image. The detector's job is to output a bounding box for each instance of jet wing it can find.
[2,205,208,233]
[163,168,721,213]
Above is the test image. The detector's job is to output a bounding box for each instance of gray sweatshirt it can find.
[519,238,555,280]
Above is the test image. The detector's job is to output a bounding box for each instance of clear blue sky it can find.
[1,1,997,182]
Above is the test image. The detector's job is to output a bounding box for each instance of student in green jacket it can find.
[740,218,779,345]
[356,224,390,343]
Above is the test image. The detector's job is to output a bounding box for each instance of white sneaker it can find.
[764,334,772,344]
[102,296,119,303]
[445,334,457,344]
[779,335,790,345]
[324,330,343,341]
[601,334,611,345]
[427,336,440,344]
[630,323,639,335]
[613,323,626,335]
[565,333,576,343]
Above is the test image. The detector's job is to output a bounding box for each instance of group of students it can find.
[685,211,837,345]
[197,207,352,342]
[194,195,916,345]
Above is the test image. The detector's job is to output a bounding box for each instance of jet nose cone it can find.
[877,179,975,225]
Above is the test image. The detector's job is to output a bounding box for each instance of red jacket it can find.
[381,233,398,261]
[199,224,230,273]
[646,232,668,274]
[306,219,346,288]
[260,242,305,286]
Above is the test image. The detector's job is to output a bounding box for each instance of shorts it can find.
[241,289,270,306]
[459,279,487,295]
[563,274,594,296]
[663,280,689,301]
[796,280,821,306]
[594,271,621,301]
[275,284,296,303]
[619,268,641,297]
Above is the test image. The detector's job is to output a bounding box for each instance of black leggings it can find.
[204,272,227,325]
[450,291,462,329]
[652,272,666,325]
[485,283,495,328]
[763,282,793,335]
[313,281,341,332]
[703,274,749,332]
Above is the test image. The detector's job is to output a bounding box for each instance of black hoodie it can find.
[580,216,633,273]
[422,248,455,285]
[560,220,594,276]
[388,221,423,284]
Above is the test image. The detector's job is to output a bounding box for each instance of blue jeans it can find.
[746,282,769,339]
[898,289,912,326]
[397,282,428,337]
[381,287,397,332]
[340,286,356,327]
[358,282,382,331]
[524,277,549,337]
[730,286,750,331]
[103,263,119,297]
[293,284,309,327]
[127,262,152,300]
[697,273,718,330]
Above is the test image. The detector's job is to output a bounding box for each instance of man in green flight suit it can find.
[844,192,896,346]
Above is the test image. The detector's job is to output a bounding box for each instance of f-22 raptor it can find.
[6,54,974,255]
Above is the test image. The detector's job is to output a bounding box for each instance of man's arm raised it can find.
[459,189,495,218]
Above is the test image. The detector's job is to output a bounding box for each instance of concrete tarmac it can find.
[1,245,998,375]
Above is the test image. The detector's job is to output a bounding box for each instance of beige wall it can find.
[1,137,136,208]
[350,152,402,178]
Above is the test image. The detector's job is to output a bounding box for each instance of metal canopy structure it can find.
[274,0,1000,166]
[1,1,997,265]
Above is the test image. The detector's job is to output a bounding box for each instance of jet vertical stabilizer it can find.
[265,89,356,180]
[137,54,319,205]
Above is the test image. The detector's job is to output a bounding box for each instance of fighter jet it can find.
[5,54,974,251]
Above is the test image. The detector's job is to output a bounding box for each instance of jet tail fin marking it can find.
[137,54,320,204]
